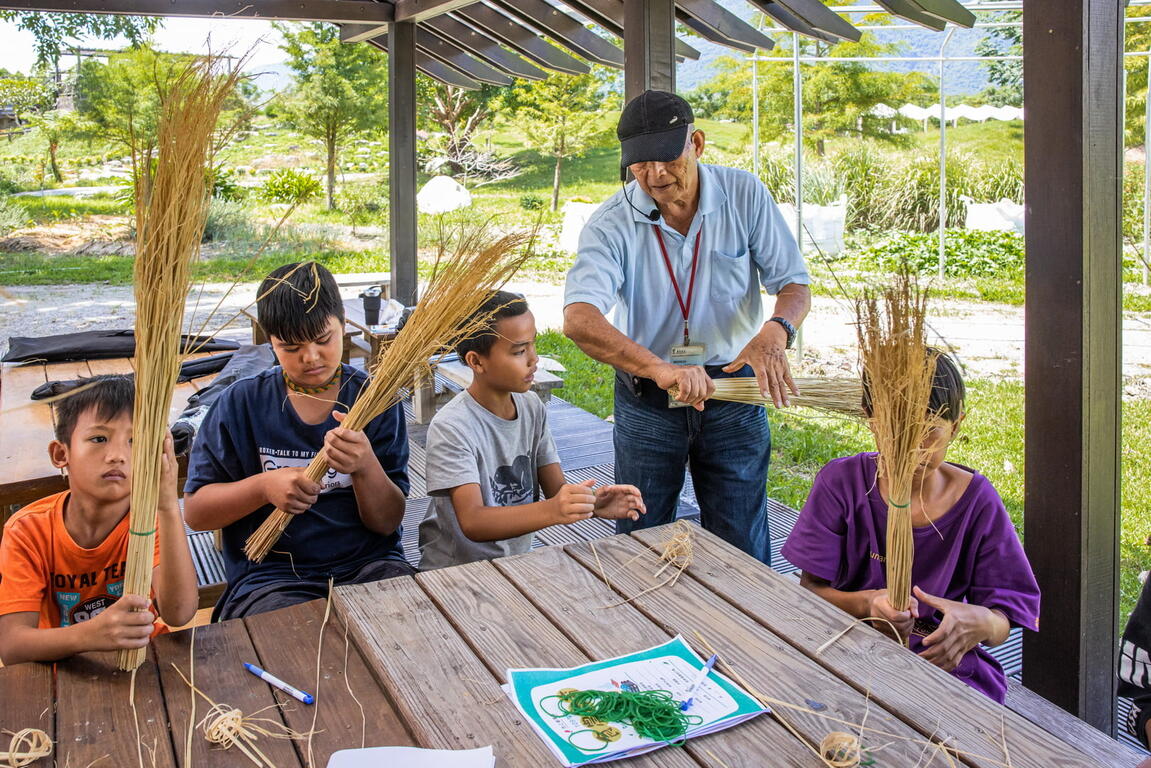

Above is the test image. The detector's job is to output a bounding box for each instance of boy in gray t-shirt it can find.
[418,291,646,570]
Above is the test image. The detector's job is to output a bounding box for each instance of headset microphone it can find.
[622,181,659,222]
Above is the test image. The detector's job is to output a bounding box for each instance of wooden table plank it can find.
[244,599,417,764]
[1004,678,1143,764]
[0,362,56,507]
[417,560,704,768]
[0,662,53,767]
[493,545,821,767]
[565,533,942,766]
[334,576,562,767]
[629,526,1110,768]
[154,619,305,768]
[84,358,131,377]
[55,648,177,768]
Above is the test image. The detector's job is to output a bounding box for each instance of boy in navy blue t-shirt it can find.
[184,262,412,619]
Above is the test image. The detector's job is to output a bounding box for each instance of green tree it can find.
[973,10,1022,106]
[75,46,178,164]
[276,22,389,210]
[1126,10,1151,148]
[698,17,931,155]
[421,81,501,157]
[27,109,83,182]
[500,70,616,210]
[0,12,159,70]
[0,76,51,135]
[76,46,251,202]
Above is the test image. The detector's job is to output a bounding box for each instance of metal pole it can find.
[938,27,955,280]
[1143,55,1151,285]
[793,31,804,357]
[752,51,760,179]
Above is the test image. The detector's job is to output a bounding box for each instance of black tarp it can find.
[3,329,239,363]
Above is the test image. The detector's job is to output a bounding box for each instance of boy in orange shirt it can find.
[0,375,198,665]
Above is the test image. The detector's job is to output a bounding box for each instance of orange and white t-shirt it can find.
[0,491,162,632]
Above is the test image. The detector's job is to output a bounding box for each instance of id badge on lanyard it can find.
[655,225,706,409]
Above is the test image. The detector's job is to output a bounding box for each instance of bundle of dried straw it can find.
[242,221,535,562]
[672,377,864,417]
[855,274,936,615]
[118,56,244,671]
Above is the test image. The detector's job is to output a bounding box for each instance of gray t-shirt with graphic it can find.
[418,389,560,570]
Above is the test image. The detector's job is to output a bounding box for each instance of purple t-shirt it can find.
[781,452,1040,703]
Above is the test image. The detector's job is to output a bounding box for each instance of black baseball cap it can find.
[617,90,695,181]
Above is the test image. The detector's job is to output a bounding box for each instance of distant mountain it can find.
[676,0,991,97]
[246,62,295,96]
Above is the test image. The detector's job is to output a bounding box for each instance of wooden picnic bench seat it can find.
[185,525,226,610]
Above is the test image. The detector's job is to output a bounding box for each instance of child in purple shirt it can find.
[781,352,1039,703]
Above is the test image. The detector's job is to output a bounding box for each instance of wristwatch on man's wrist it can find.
[768,316,796,349]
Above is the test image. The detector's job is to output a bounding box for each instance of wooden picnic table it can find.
[0,525,1137,767]
[0,355,218,509]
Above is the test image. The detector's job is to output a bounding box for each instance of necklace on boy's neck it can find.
[283,366,342,395]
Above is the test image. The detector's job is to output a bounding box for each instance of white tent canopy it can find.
[876,103,1023,124]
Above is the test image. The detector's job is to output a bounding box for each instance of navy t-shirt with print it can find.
[185,364,410,606]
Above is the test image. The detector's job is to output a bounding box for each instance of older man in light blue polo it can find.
[563,90,810,563]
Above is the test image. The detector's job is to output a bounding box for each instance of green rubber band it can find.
[129,528,158,536]
[567,729,609,752]
[889,500,910,509]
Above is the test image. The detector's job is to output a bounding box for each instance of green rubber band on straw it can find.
[889,500,911,509]
[129,528,158,536]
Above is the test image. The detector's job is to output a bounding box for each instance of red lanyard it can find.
[653,225,702,344]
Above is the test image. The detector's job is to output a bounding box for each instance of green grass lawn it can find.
[8,194,126,223]
[537,329,1151,623]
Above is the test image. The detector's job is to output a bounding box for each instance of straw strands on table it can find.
[600,521,695,608]
[855,272,936,616]
[673,377,864,417]
[118,55,246,671]
[690,632,1013,768]
[0,729,52,768]
[243,221,536,561]
[172,663,308,768]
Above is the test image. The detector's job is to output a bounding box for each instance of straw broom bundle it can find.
[672,377,865,417]
[855,273,936,615]
[118,57,244,671]
[242,222,535,562]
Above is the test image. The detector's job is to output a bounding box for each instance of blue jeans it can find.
[613,366,772,564]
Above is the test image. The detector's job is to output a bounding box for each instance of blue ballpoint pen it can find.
[244,662,315,705]
[680,654,719,711]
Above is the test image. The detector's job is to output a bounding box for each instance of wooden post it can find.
[623,0,676,101]
[1022,0,1122,733]
[389,21,419,306]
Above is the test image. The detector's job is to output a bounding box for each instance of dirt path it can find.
[4,280,1151,396]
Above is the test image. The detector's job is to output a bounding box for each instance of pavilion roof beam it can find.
[423,16,549,79]
[768,0,862,40]
[556,0,700,59]
[366,34,483,89]
[489,0,624,68]
[746,0,846,42]
[871,0,947,31]
[453,4,590,74]
[678,14,755,52]
[342,22,392,44]
[674,0,775,51]
[394,0,474,22]
[416,28,515,85]
[0,0,396,23]
[908,0,976,27]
